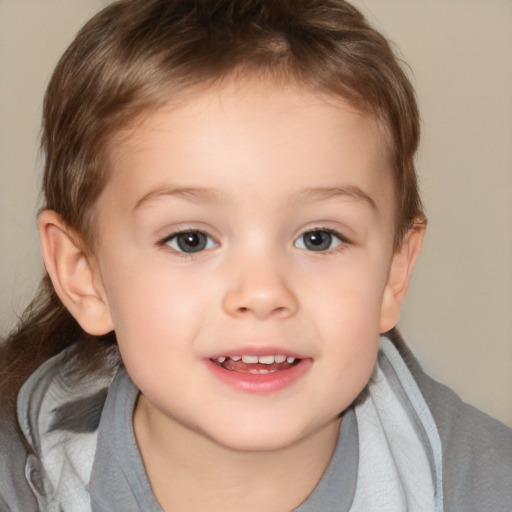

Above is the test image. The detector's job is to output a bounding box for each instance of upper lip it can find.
[206,346,307,360]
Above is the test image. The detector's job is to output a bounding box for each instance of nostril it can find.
[223,286,299,319]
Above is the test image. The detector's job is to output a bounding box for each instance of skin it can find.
[39,77,424,511]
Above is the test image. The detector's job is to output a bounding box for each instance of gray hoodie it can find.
[1,333,511,511]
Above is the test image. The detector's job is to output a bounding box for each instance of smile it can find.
[206,352,311,393]
[210,354,300,374]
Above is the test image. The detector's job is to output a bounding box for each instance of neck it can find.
[133,395,341,512]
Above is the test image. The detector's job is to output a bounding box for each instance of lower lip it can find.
[205,359,313,394]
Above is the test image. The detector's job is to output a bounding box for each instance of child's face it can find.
[92,77,401,451]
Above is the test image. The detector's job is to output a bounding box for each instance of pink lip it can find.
[204,357,313,394]
[208,346,306,359]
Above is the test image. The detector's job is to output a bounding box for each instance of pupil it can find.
[177,232,206,253]
[305,231,331,251]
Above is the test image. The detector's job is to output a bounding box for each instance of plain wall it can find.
[1,0,511,427]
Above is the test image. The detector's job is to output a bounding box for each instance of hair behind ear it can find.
[0,274,118,421]
[1,212,120,419]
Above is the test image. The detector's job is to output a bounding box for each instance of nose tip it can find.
[222,263,298,320]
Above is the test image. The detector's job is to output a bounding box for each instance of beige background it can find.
[0,1,511,427]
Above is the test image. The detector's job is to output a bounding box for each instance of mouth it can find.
[209,354,301,374]
[206,351,311,393]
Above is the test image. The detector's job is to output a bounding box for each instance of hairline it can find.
[81,70,400,254]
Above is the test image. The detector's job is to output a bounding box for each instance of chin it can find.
[206,417,337,454]
[216,434,304,453]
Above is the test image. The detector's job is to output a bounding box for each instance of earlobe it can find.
[38,210,114,336]
[379,223,426,333]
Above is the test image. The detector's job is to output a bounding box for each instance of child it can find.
[1,0,511,510]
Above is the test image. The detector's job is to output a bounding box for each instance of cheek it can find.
[307,256,387,326]
[101,257,209,354]
[322,299,380,408]
[304,256,386,385]
[105,273,202,401]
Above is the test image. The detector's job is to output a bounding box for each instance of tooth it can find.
[231,356,241,361]
[275,355,286,363]
[242,355,258,364]
[258,355,275,364]
[287,356,296,364]
[217,356,226,363]
[259,369,269,374]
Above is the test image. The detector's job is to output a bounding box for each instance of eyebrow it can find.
[133,183,377,213]
[133,185,223,211]
[292,185,378,212]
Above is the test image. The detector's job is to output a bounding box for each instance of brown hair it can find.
[1,0,424,412]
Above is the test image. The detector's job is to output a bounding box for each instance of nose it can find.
[222,255,299,320]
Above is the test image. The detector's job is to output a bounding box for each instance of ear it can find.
[38,209,114,335]
[379,222,426,333]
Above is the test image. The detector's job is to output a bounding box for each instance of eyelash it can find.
[159,229,218,258]
[293,227,350,254]
[158,227,351,257]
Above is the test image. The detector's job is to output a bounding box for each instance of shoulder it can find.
[0,349,115,512]
[0,339,38,511]
[387,329,512,512]
[0,404,38,511]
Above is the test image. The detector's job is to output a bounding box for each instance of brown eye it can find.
[295,230,342,252]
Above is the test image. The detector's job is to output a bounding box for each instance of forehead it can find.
[104,77,394,219]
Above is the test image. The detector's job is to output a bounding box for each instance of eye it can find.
[163,231,217,254]
[294,229,344,252]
